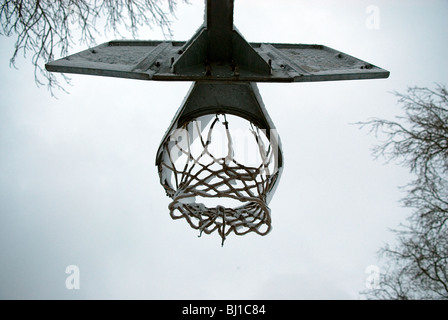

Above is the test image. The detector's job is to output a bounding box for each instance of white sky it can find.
[0,0,447,299]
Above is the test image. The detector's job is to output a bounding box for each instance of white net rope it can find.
[158,114,280,245]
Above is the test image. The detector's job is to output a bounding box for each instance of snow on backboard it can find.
[45,40,389,83]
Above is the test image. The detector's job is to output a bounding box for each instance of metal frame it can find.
[45,0,389,83]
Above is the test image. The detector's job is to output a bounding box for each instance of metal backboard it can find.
[45,40,389,83]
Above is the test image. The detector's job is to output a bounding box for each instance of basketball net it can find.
[157,114,281,245]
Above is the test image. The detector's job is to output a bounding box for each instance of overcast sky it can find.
[1,0,447,299]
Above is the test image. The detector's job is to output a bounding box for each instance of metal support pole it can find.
[205,0,234,62]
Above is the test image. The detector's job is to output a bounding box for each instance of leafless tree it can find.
[0,0,185,94]
[359,84,448,300]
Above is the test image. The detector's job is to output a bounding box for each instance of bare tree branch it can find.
[358,84,448,300]
[0,0,186,95]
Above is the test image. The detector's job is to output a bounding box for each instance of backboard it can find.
[45,39,389,83]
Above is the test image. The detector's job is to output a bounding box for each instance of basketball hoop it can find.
[156,82,283,244]
[45,0,389,245]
